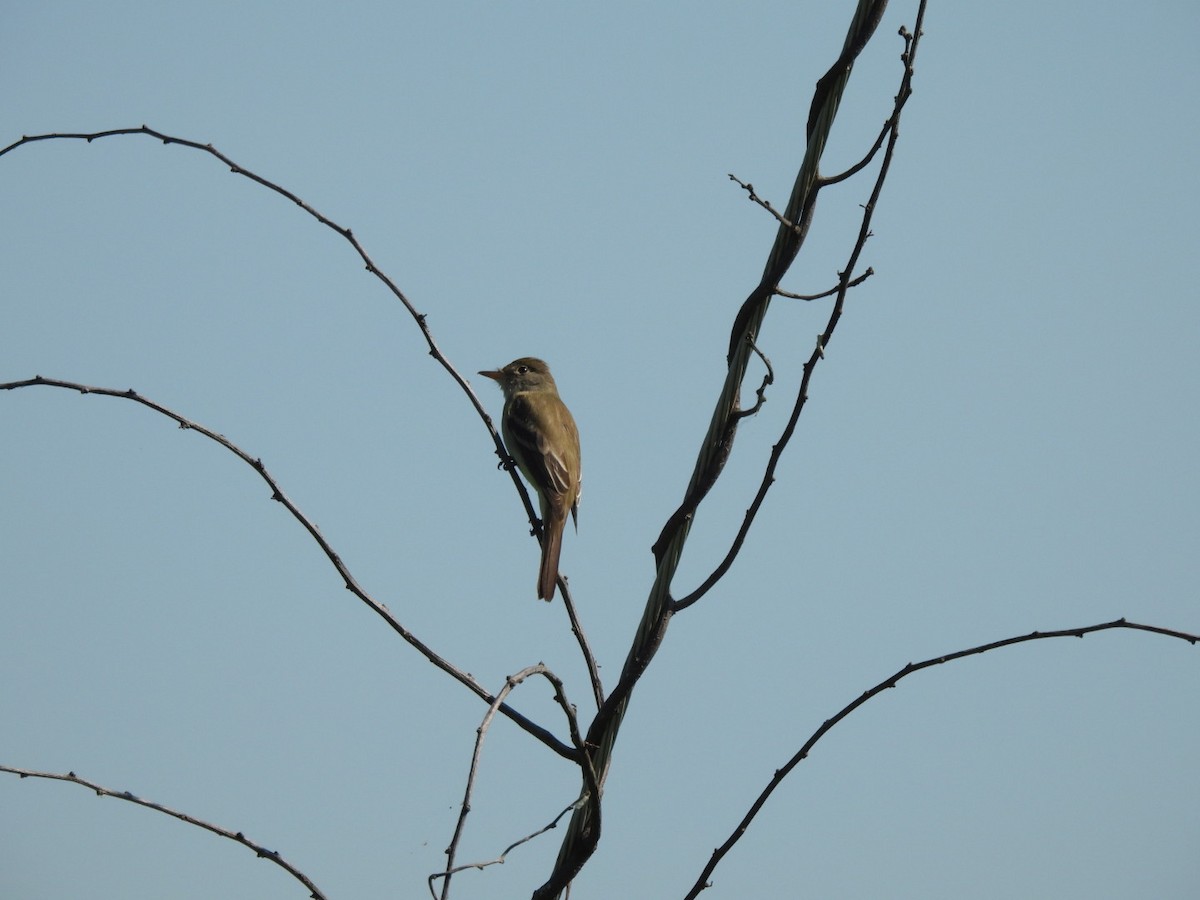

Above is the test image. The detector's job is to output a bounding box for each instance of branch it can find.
[534,2,898,895]
[435,664,591,899]
[0,127,494,458]
[0,765,327,899]
[0,125,603,696]
[817,118,891,188]
[818,21,921,188]
[774,267,873,301]
[0,376,577,762]
[559,581,605,709]
[429,801,581,900]
[673,4,925,613]
[727,174,797,230]
[683,617,1200,898]
[731,339,774,420]
[651,0,894,573]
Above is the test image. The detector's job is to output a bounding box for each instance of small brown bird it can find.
[479,358,581,600]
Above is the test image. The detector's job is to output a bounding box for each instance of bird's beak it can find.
[478,369,502,382]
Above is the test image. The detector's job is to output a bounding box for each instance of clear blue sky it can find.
[3,2,1198,898]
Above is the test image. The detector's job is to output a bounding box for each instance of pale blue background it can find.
[3,2,1198,898]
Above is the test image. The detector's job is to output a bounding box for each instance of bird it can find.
[479,358,581,600]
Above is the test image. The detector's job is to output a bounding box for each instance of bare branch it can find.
[732,339,774,420]
[0,764,327,899]
[559,581,605,709]
[0,124,602,690]
[818,120,891,188]
[774,267,873,301]
[673,5,925,614]
[436,664,591,899]
[676,15,916,614]
[683,617,1200,898]
[820,21,920,188]
[0,128,493,460]
[0,376,577,761]
[428,801,581,900]
[727,174,797,230]
[652,0,894,576]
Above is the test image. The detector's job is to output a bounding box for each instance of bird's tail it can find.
[538,510,566,601]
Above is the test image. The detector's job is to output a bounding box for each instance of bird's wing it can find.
[507,393,578,500]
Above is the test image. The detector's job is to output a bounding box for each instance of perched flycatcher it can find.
[479,358,581,601]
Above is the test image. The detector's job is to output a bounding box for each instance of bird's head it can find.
[479,357,557,397]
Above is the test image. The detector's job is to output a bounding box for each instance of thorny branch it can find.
[0,376,576,761]
[0,125,606,712]
[683,618,1200,898]
[0,765,328,900]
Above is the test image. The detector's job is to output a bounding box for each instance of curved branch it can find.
[817,117,891,188]
[774,267,873,302]
[0,376,577,761]
[436,664,591,899]
[684,617,1200,898]
[732,339,774,420]
[0,125,602,697]
[0,764,327,899]
[0,127,498,465]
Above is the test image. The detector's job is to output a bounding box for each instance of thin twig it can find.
[818,22,920,188]
[774,268,873,301]
[0,765,328,900]
[0,128,499,471]
[817,119,891,188]
[732,339,774,420]
[559,581,605,709]
[436,664,589,899]
[428,801,581,899]
[0,376,577,761]
[727,174,796,230]
[683,617,1199,898]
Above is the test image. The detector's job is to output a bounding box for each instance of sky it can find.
[2,2,1198,898]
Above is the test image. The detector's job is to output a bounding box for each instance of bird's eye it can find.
[517,365,528,374]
